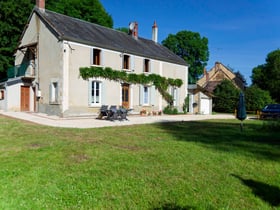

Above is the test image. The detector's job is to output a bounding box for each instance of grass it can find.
[0,115,279,210]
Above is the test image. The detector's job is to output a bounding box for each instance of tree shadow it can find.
[152,203,196,210]
[155,120,280,161]
[231,174,280,207]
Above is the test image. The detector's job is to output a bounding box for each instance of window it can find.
[90,81,102,105]
[143,86,149,105]
[144,59,150,72]
[171,87,177,106]
[0,90,4,100]
[123,55,130,70]
[50,82,59,103]
[93,49,101,65]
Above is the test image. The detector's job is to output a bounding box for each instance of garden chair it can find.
[96,105,108,119]
[107,105,119,121]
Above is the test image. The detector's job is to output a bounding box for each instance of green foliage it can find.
[251,49,280,102]
[183,95,190,113]
[115,27,129,34]
[213,80,239,113]
[245,85,274,111]
[163,105,179,114]
[0,0,34,73]
[162,30,209,83]
[79,66,183,104]
[0,0,112,75]
[47,0,113,28]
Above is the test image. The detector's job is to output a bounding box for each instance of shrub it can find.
[163,105,178,114]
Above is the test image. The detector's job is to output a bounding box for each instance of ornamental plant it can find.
[79,66,183,104]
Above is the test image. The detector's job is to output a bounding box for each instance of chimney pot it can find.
[152,21,158,43]
[129,21,138,40]
[36,0,45,11]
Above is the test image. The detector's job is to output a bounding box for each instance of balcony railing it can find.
[7,62,35,79]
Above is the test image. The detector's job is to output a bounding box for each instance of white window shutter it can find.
[90,48,93,65]
[150,86,156,105]
[101,82,106,105]
[139,85,143,105]
[150,60,153,73]
[130,55,135,71]
[100,50,104,66]
[49,83,52,103]
[88,81,92,106]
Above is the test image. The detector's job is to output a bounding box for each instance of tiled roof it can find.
[34,8,187,66]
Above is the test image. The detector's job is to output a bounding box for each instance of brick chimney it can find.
[204,67,209,81]
[152,21,158,43]
[129,22,138,40]
[36,0,45,11]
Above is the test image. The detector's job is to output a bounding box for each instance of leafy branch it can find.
[79,66,183,104]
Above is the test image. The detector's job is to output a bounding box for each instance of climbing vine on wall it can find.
[79,66,183,104]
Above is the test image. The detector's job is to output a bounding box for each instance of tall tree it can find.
[0,0,33,74]
[0,0,113,77]
[251,49,280,102]
[162,30,209,84]
[213,80,239,113]
[47,0,113,28]
[245,85,274,111]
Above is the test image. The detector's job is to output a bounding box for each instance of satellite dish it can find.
[129,22,135,30]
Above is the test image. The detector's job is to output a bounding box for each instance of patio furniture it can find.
[96,105,108,119]
[107,105,119,121]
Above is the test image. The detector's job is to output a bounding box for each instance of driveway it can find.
[0,111,235,128]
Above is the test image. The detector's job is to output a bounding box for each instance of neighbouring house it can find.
[0,0,188,117]
[188,62,245,114]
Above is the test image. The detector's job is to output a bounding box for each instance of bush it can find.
[163,105,178,114]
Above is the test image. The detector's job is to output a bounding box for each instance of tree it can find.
[162,30,209,84]
[245,85,274,111]
[213,80,240,113]
[251,49,280,102]
[47,0,113,28]
[0,0,34,73]
[0,0,113,77]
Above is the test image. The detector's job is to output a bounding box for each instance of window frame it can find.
[89,80,102,106]
[50,81,59,104]
[143,86,150,105]
[123,54,130,70]
[144,59,150,73]
[93,48,101,65]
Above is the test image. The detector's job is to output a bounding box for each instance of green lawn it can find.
[0,115,279,210]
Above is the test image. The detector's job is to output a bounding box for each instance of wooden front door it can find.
[121,83,130,108]
[21,86,30,111]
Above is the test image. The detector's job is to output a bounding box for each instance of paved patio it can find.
[0,111,235,128]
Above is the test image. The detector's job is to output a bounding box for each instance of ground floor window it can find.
[50,82,59,103]
[171,87,178,106]
[143,86,150,105]
[90,80,102,106]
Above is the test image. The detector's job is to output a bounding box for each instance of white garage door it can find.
[200,98,210,114]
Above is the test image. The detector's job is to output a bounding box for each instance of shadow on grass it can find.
[152,203,196,210]
[231,174,280,207]
[155,120,280,161]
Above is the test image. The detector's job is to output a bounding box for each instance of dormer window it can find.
[93,49,101,65]
[123,55,130,70]
[144,59,150,73]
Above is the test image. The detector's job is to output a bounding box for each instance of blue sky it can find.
[100,0,280,85]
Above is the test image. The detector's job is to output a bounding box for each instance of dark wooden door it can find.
[21,86,30,111]
[121,83,130,108]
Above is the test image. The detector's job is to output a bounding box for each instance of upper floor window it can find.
[93,49,101,65]
[144,59,150,73]
[123,55,130,70]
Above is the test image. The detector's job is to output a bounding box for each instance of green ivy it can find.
[79,66,183,104]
